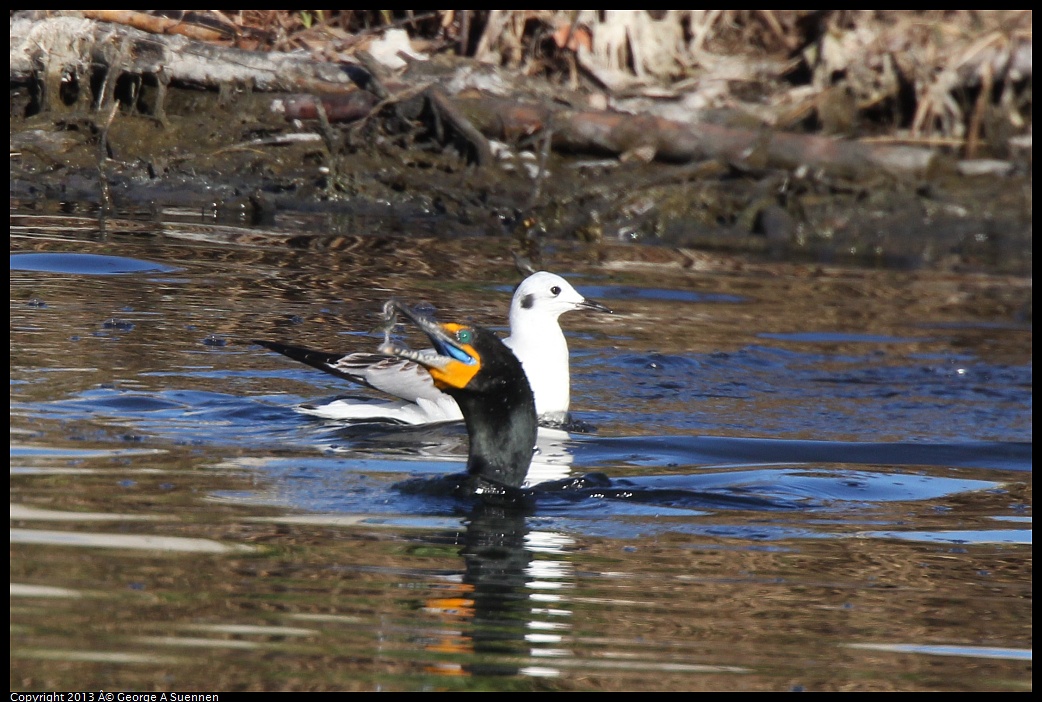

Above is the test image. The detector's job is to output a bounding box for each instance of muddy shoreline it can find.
[10,12,1033,278]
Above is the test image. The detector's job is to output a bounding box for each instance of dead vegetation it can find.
[17,10,1032,153]
[127,12,1031,149]
[8,11,1033,274]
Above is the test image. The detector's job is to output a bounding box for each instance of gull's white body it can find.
[298,272,602,425]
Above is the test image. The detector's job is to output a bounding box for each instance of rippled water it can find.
[10,205,1031,691]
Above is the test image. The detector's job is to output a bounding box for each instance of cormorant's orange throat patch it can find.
[428,323,481,391]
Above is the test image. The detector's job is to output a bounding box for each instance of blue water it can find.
[14,337,1030,547]
[10,220,1032,691]
[10,252,178,275]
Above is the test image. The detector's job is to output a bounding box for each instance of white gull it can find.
[255,271,609,425]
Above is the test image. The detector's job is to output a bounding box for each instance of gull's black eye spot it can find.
[550,286,561,296]
[521,293,535,309]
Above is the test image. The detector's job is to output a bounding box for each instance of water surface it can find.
[10,205,1031,691]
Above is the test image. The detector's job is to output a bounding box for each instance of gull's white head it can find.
[510,271,610,324]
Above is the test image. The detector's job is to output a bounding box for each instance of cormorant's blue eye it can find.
[456,329,473,344]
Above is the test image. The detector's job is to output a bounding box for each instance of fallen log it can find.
[453,96,936,179]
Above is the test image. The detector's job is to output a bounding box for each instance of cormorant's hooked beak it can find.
[378,300,481,391]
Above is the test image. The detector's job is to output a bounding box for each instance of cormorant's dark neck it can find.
[453,376,537,490]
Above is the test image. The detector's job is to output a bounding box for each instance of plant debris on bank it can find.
[9,11,1033,274]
